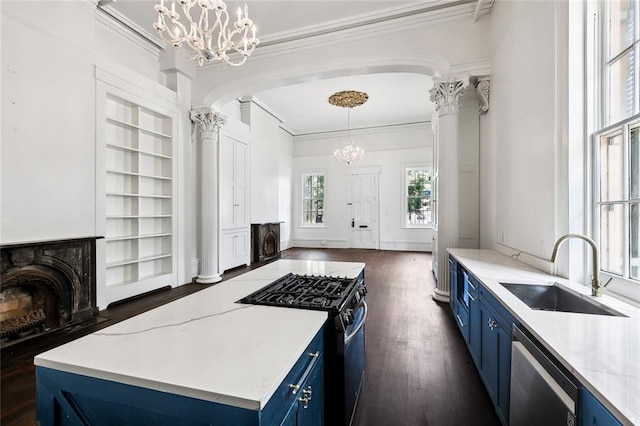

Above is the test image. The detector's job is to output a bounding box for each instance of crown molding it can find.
[96,4,164,56]
[202,0,493,69]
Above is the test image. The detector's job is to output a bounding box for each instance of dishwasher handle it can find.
[512,325,578,403]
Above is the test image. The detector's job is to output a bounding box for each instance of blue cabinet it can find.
[579,389,622,426]
[448,255,625,426]
[37,329,324,426]
[478,294,512,425]
[448,256,516,426]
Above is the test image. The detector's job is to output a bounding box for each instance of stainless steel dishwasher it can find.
[510,325,578,426]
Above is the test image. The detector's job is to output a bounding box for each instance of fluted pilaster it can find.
[430,76,469,302]
[191,108,226,284]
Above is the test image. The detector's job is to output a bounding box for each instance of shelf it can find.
[105,235,139,242]
[139,254,172,263]
[107,169,172,181]
[107,116,172,139]
[105,193,171,199]
[106,258,139,268]
[107,143,172,160]
[139,232,172,239]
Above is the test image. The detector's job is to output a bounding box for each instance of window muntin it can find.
[594,118,639,280]
[405,166,432,227]
[302,174,324,226]
[605,0,639,125]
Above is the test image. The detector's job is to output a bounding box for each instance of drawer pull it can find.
[298,386,313,408]
[456,314,466,328]
[288,352,320,395]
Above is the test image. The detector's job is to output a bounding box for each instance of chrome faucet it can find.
[550,233,610,297]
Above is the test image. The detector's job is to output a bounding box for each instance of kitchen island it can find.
[34,259,365,425]
[448,249,640,426]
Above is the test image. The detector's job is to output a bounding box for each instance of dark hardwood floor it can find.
[1,248,499,426]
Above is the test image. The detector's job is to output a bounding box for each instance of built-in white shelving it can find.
[103,94,175,289]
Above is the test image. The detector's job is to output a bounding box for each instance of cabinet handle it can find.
[298,396,310,409]
[488,319,499,330]
[456,314,466,328]
[288,352,320,395]
[302,387,312,399]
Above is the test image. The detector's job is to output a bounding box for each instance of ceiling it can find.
[104,0,479,135]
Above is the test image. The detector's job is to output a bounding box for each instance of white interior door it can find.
[349,173,379,249]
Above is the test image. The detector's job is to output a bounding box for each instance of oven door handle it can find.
[344,301,368,345]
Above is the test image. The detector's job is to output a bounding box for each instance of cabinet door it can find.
[449,256,458,310]
[480,301,500,405]
[295,352,323,426]
[220,137,235,230]
[279,352,323,426]
[468,287,481,367]
[233,141,248,228]
[479,300,511,425]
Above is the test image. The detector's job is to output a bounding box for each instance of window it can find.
[302,174,324,226]
[594,1,640,283]
[405,166,432,226]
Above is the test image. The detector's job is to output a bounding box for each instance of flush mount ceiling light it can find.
[153,0,260,67]
[329,90,368,165]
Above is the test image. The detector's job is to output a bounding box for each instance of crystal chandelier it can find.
[153,0,259,67]
[329,91,368,165]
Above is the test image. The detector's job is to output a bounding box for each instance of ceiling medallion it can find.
[329,90,368,165]
[328,91,369,109]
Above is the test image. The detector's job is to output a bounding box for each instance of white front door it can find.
[349,173,379,249]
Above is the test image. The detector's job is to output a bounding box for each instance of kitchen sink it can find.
[499,282,627,317]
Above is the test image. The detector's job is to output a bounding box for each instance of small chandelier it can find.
[153,0,260,67]
[329,90,368,164]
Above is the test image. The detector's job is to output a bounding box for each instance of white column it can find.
[190,108,226,284]
[430,76,469,302]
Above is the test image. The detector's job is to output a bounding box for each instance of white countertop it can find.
[448,249,640,426]
[34,259,365,411]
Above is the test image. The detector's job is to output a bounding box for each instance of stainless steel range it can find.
[240,271,367,426]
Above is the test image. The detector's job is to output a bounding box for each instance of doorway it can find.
[348,170,379,249]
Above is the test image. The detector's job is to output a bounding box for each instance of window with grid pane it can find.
[405,166,432,226]
[594,1,640,282]
[302,174,324,226]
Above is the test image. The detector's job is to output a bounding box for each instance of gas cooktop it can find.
[238,273,358,312]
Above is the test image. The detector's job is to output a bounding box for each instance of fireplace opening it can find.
[1,266,70,341]
[263,232,277,259]
[1,238,99,348]
[251,223,281,265]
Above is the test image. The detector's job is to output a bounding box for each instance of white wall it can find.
[292,123,433,251]
[1,1,97,243]
[483,0,559,262]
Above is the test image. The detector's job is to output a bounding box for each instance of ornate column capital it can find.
[429,76,470,116]
[190,108,227,138]
[475,77,490,114]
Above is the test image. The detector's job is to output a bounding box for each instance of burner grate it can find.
[239,273,357,312]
